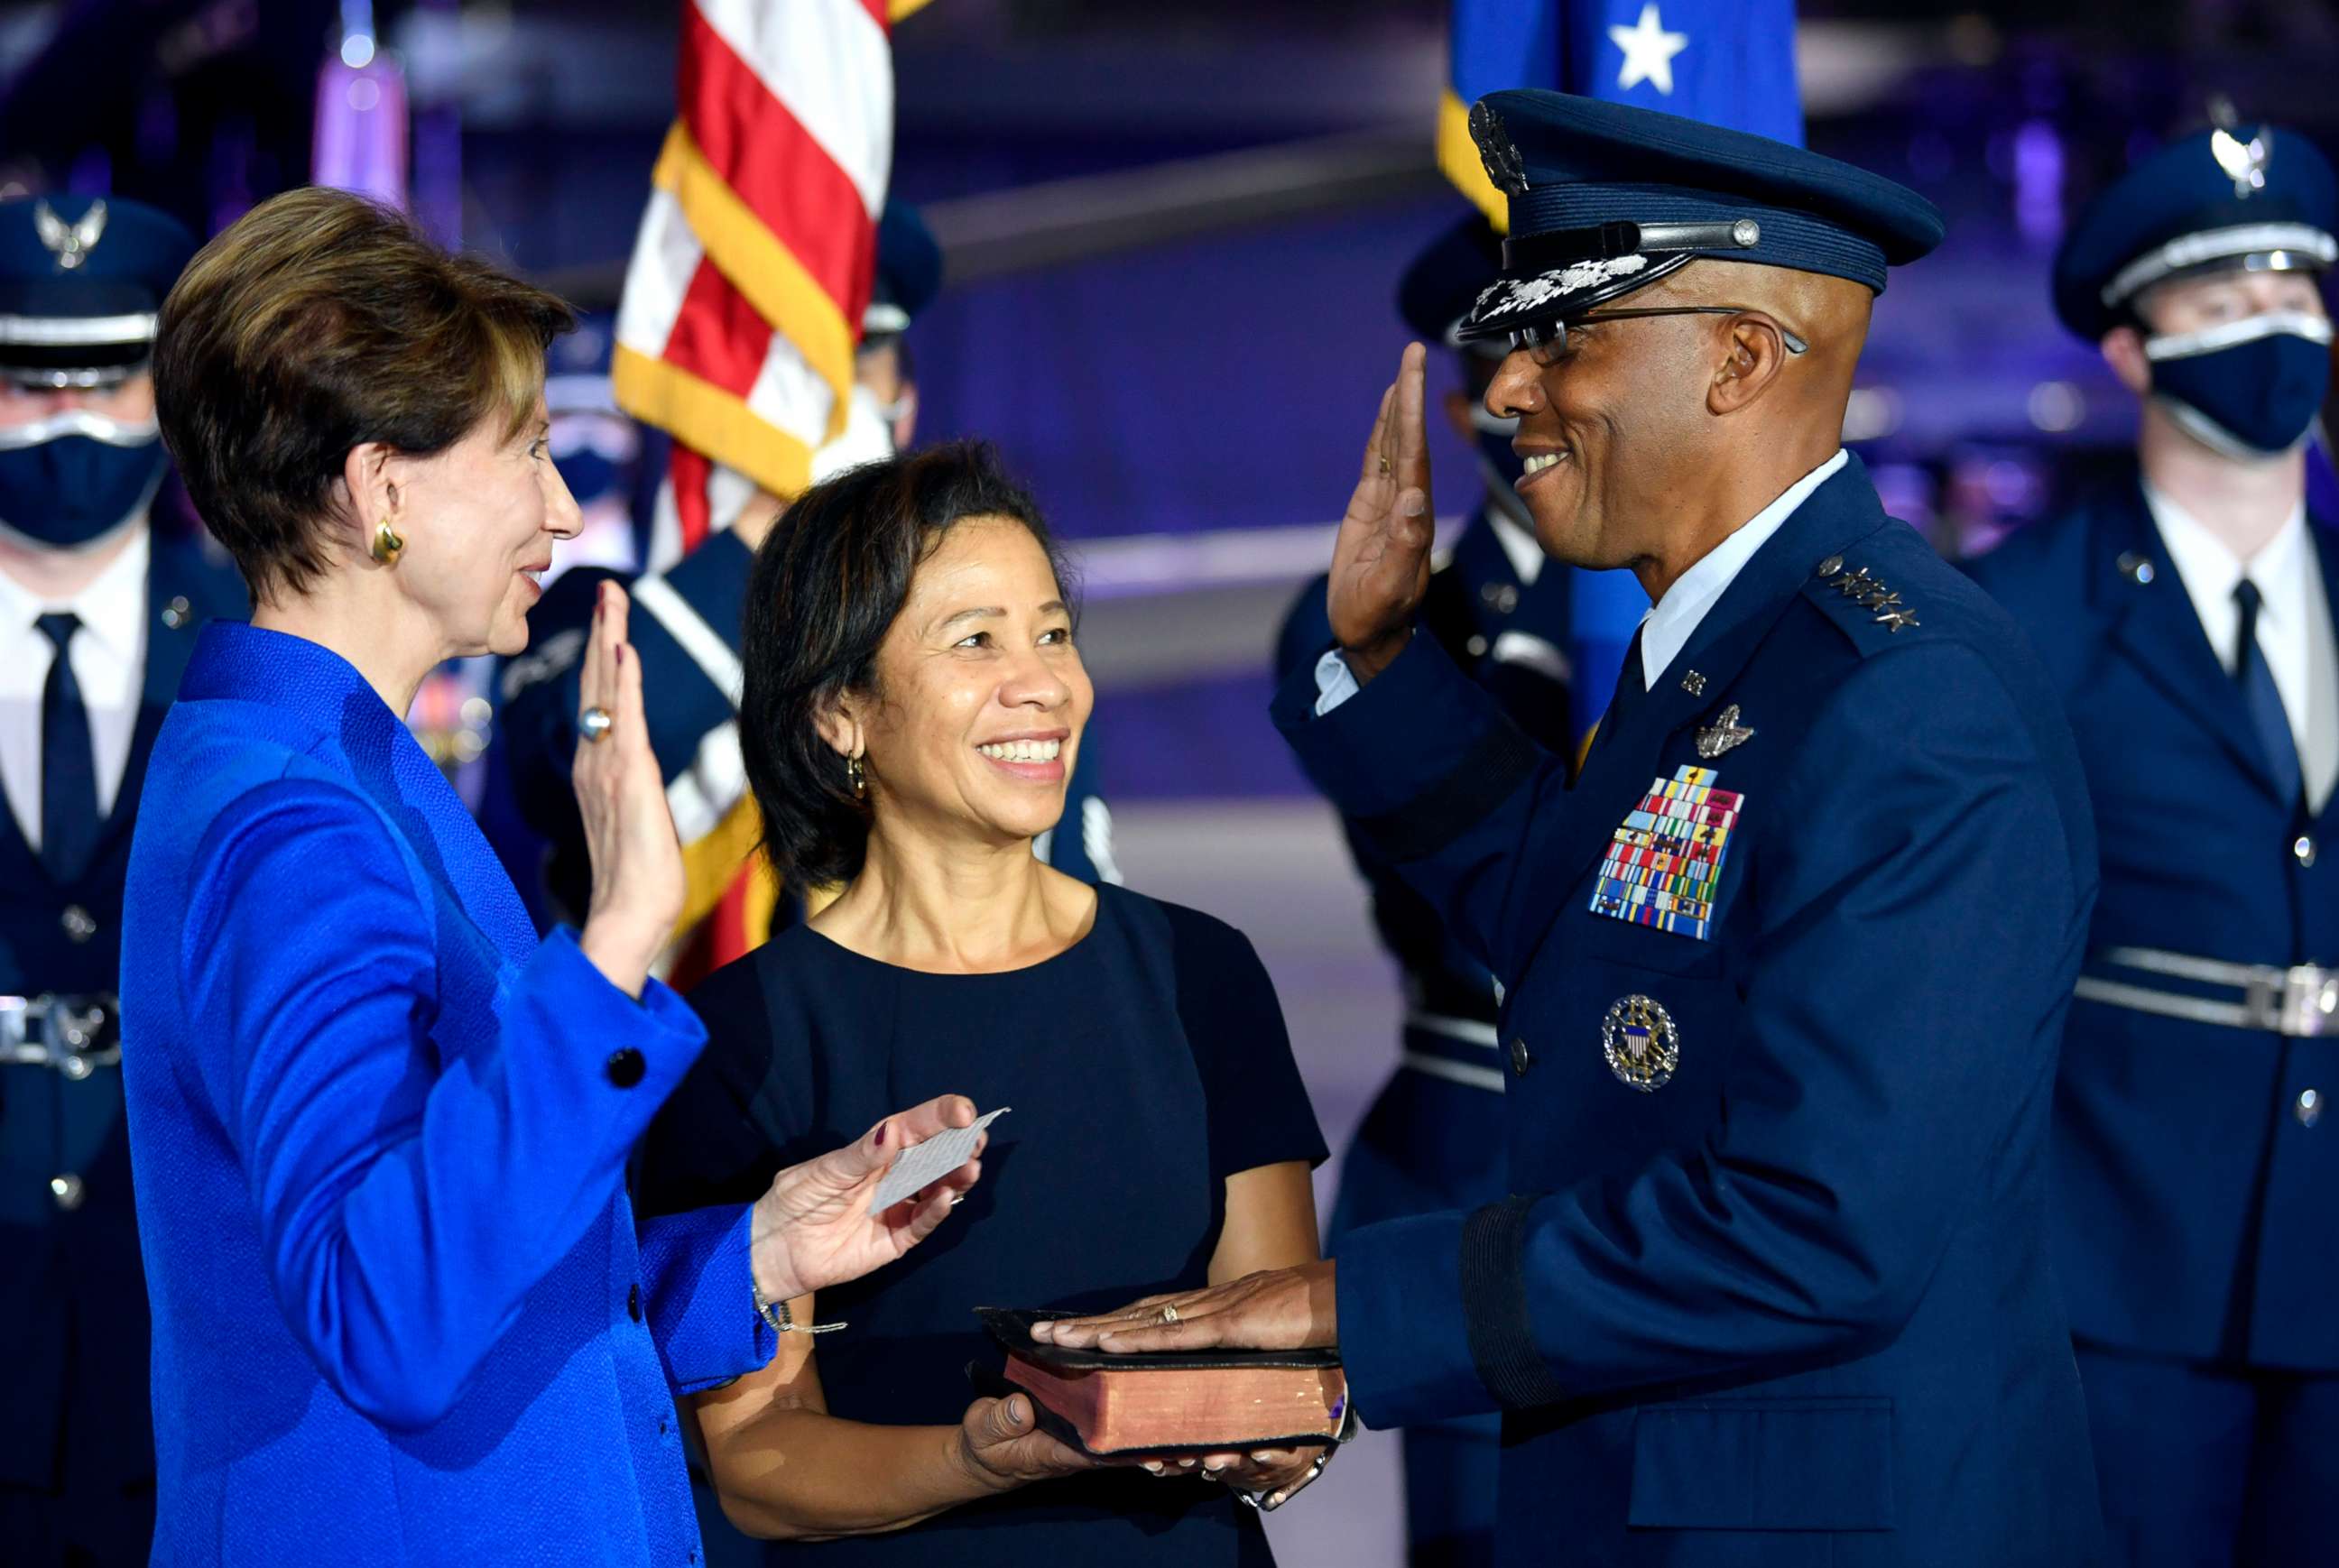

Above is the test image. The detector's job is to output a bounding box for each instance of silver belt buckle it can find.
[2280,964,2339,1038]
[1,994,121,1076]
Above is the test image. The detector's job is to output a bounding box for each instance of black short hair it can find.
[741,440,1070,886]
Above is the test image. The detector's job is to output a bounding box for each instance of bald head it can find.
[1483,260,1875,595]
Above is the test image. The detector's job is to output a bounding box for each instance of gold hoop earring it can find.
[846,752,867,799]
[371,520,404,566]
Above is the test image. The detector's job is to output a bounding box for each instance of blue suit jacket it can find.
[0,529,243,1501]
[120,623,774,1565]
[1276,457,2103,1566]
[1967,474,2339,1370]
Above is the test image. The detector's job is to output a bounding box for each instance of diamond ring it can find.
[579,706,614,744]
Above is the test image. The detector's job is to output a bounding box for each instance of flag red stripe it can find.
[662,256,772,401]
[667,444,714,555]
[680,7,877,325]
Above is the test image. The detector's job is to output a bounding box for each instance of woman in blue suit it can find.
[119,187,984,1566]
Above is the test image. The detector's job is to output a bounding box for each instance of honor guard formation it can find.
[9,13,2339,1568]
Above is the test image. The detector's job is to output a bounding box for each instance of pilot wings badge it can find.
[34,199,107,271]
[1695,704,1755,760]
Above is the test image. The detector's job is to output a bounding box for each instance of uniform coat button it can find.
[2294,835,2316,868]
[1509,1037,1532,1076]
[2298,1089,2324,1128]
[627,1283,643,1322]
[51,1174,84,1211]
[606,1047,646,1088]
[60,905,97,943]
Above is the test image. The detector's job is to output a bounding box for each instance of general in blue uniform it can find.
[0,194,241,1567]
[1274,213,1568,1568]
[1965,116,2339,1565]
[1240,93,2103,1565]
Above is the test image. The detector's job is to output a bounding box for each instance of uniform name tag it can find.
[1588,764,1742,940]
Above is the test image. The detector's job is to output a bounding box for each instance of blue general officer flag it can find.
[1440,0,1804,738]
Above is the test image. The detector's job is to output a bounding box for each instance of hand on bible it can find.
[1025,1260,1337,1355]
[1324,342,1434,685]
[747,1095,987,1303]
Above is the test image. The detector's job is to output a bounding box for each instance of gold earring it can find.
[371,519,404,566]
[846,752,867,799]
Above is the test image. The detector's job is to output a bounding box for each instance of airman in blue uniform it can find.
[1273,213,1570,1568]
[1965,116,2339,1565]
[0,194,240,1565]
[1034,90,2105,1567]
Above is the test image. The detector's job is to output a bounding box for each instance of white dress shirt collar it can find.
[1639,449,1849,688]
[2141,479,2334,808]
[0,527,153,842]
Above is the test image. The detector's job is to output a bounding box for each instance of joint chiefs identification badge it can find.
[1602,994,1679,1092]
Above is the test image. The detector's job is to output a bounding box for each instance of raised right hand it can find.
[1325,341,1435,684]
[953,1393,1097,1492]
[574,580,687,998]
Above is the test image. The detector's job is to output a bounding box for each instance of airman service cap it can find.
[865,198,942,340]
[0,194,198,388]
[1456,90,1945,345]
[2052,119,2336,342]
[1398,213,1507,355]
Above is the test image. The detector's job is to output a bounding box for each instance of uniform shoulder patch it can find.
[1801,551,1928,650]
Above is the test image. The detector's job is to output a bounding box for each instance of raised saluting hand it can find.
[1325,341,1436,685]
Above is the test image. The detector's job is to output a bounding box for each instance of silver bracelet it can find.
[751,1274,846,1336]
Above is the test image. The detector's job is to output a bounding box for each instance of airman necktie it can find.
[35,611,98,883]
[2233,580,2303,809]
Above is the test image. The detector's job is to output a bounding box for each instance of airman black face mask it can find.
[2145,309,2334,458]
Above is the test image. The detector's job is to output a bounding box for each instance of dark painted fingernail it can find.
[874,1123,887,1146]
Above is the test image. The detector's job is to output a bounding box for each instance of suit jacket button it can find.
[606,1048,646,1088]
[2295,835,2316,868]
[1509,1037,1532,1076]
[2298,1089,2324,1128]
[50,1174,84,1211]
[60,905,96,943]
[161,595,192,630]
[627,1283,643,1322]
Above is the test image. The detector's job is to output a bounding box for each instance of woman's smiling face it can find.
[855,515,1090,849]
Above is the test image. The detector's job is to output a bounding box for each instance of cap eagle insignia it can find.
[2209,125,2272,200]
[34,198,107,271]
[1469,101,1530,198]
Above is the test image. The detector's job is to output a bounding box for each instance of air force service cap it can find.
[1456,90,1945,345]
[2052,118,2337,342]
[0,193,197,388]
[865,198,942,339]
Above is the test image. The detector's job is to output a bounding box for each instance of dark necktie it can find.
[35,611,99,883]
[1590,624,1650,755]
[2233,580,2303,809]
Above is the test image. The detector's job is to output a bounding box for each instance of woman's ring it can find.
[1378,454,1391,476]
[579,706,613,744]
[1156,1304,1179,1324]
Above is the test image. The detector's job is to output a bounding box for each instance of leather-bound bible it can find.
[973,1307,1347,1457]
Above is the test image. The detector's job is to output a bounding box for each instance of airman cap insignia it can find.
[33,198,106,271]
[2210,125,2273,200]
[1603,994,1678,1092]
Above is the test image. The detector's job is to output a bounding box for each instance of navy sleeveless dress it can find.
[638,883,1327,1566]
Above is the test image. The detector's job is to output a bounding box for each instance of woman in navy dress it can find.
[638,444,1332,1564]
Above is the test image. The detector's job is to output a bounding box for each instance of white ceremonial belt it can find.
[2075,947,2339,1038]
[0,993,122,1077]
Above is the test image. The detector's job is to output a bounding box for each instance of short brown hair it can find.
[154,187,574,600]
